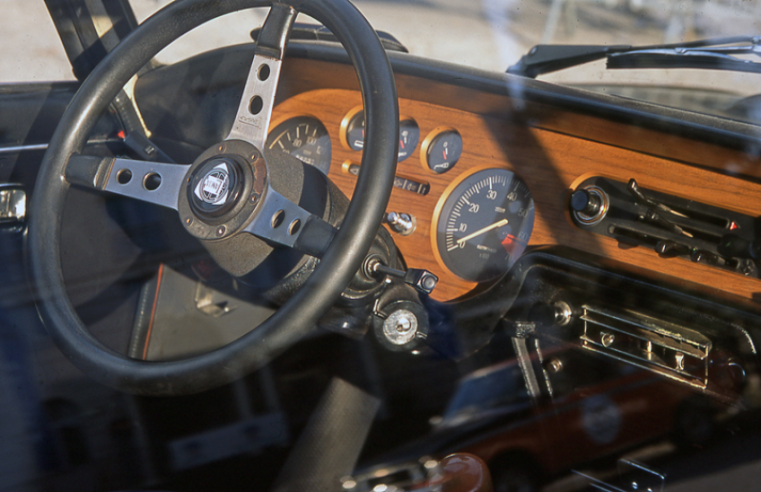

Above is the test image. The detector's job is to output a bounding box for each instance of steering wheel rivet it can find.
[217,226,226,237]
[218,144,225,152]
[250,193,259,204]
[185,217,193,225]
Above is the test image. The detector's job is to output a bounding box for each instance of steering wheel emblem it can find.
[196,164,231,205]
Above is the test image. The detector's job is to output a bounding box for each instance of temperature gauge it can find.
[397,119,420,162]
[341,108,419,161]
[422,128,463,174]
[344,110,366,151]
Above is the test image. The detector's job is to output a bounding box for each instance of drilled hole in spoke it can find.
[143,172,161,191]
[271,210,285,229]
[258,64,270,81]
[288,219,301,235]
[249,96,263,115]
[116,169,132,184]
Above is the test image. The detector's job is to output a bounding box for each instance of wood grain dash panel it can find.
[271,89,761,303]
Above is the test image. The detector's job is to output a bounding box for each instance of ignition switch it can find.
[373,298,429,352]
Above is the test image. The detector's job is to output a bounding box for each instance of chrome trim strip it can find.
[0,143,49,154]
[0,138,123,155]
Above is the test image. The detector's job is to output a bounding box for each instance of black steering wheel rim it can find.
[28,0,398,396]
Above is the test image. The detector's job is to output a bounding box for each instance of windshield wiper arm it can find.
[507,36,761,78]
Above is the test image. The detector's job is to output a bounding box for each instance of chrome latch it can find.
[580,304,712,389]
[0,185,26,231]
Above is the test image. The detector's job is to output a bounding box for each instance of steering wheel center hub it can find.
[179,139,267,240]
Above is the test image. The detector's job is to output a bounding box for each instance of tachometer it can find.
[267,116,332,175]
[433,168,534,282]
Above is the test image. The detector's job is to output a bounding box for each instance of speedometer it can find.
[267,116,332,175]
[433,168,534,282]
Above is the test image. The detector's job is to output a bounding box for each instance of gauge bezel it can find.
[266,113,332,174]
[431,165,533,283]
[268,112,318,134]
[340,106,418,159]
[420,126,462,174]
[397,117,420,162]
[339,105,365,151]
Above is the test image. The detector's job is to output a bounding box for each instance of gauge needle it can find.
[503,233,527,246]
[456,219,508,246]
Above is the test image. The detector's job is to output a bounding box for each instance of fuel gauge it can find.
[397,119,420,162]
[422,128,463,174]
[341,107,419,161]
[343,110,365,151]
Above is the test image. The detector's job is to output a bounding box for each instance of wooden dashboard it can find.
[270,86,761,303]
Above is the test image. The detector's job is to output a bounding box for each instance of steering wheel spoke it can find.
[65,154,190,210]
[244,185,336,257]
[225,3,298,148]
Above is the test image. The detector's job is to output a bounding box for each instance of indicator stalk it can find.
[365,257,438,294]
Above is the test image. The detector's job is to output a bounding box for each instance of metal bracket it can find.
[0,185,26,232]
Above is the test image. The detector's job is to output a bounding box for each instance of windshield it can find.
[7,0,761,121]
[6,1,761,114]
[3,1,761,492]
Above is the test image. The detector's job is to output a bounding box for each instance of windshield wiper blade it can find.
[507,36,761,78]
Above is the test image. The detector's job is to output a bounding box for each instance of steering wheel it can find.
[28,0,398,396]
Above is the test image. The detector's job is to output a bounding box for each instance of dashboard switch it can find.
[570,186,608,225]
[386,211,416,235]
[570,189,601,215]
[571,176,761,279]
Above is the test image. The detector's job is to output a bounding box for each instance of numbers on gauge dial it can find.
[436,169,534,282]
[267,116,332,175]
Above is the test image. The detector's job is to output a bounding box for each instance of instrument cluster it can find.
[267,106,536,299]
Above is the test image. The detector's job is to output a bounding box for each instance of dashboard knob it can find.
[386,211,416,235]
[570,189,602,216]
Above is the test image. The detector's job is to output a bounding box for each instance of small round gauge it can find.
[434,168,534,282]
[342,109,419,161]
[397,119,420,162]
[267,116,332,175]
[423,129,462,174]
[344,110,366,151]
